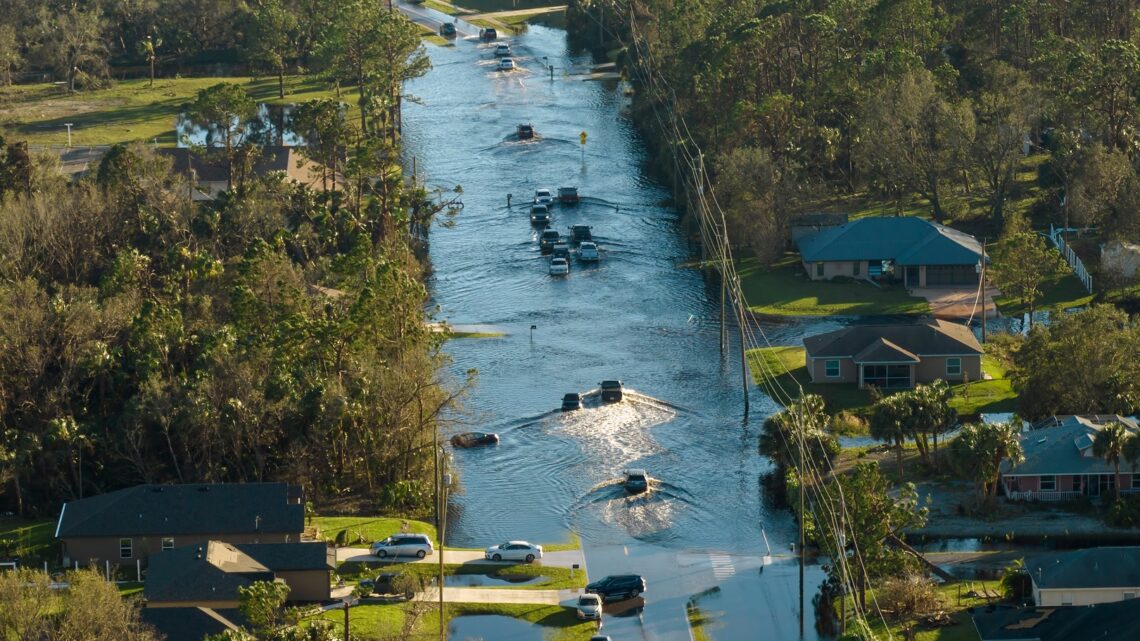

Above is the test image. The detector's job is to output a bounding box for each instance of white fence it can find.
[1048,225,1093,293]
[1006,490,1083,502]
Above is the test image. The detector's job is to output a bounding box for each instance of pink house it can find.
[1001,416,1140,501]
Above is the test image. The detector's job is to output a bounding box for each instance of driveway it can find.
[335,547,587,570]
[912,286,1000,320]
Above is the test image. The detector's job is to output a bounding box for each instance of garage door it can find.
[925,265,978,286]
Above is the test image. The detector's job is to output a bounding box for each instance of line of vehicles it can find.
[529,187,600,275]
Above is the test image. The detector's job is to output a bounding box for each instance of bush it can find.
[831,411,868,435]
[878,574,945,622]
[1106,496,1140,527]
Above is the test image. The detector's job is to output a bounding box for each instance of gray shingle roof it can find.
[235,543,335,571]
[1026,547,1140,590]
[803,320,982,359]
[139,608,246,641]
[796,216,982,265]
[144,541,275,603]
[56,483,304,538]
[973,600,1140,641]
[1001,416,1139,476]
[853,338,920,364]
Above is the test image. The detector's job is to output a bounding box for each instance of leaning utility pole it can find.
[798,411,805,638]
[736,281,750,416]
[981,237,988,343]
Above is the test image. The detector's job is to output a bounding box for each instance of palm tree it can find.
[870,395,909,481]
[1094,424,1131,495]
[986,420,1025,498]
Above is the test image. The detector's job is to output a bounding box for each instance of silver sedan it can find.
[484,540,543,563]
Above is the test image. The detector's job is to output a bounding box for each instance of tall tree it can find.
[188,82,257,191]
[249,0,299,99]
[950,421,1025,507]
[988,215,1066,326]
[32,4,109,92]
[0,23,22,86]
[969,64,1036,225]
[869,394,910,480]
[1093,423,1133,495]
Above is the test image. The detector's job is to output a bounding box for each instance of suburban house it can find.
[144,540,335,607]
[55,482,304,568]
[796,216,984,287]
[972,598,1140,641]
[158,146,330,200]
[1001,415,1140,501]
[802,320,983,390]
[1025,547,1140,606]
[140,607,246,641]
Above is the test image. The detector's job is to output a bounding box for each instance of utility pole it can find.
[981,237,988,343]
[798,410,805,638]
[839,519,847,635]
[736,278,750,416]
[438,471,450,641]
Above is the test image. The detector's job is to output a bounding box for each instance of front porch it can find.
[1004,473,1140,501]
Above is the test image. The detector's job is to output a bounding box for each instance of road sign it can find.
[579,131,587,145]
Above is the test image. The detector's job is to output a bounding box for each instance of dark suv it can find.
[600,380,624,402]
[586,574,646,602]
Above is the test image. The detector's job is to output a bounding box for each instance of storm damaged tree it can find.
[988,214,1065,327]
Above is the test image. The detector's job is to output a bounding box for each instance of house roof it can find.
[139,607,246,641]
[1026,547,1140,591]
[973,600,1140,641]
[803,320,982,360]
[144,541,275,603]
[1001,416,1139,477]
[56,483,304,539]
[157,147,326,187]
[796,216,983,265]
[235,543,335,572]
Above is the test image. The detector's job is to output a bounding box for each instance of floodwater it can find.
[402,10,840,640]
[448,615,543,641]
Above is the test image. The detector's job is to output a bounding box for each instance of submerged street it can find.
[402,9,832,640]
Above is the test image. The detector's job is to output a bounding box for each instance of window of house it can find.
[825,360,840,378]
[1125,592,1136,600]
[946,357,961,376]
[1040,475,1057,491]
[853,261,860,276]
[120,538,133,559]
[1132,473,1140,490]
[161,537,174,551]
[815,263,824,277]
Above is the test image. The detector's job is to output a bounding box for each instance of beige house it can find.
[1027,547,1140,607]
[144,540,335,607]
[55,483,304,569]
[158,146,331,200]
[803,321,982,390]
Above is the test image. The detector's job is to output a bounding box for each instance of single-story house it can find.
[158,146,330,200]
[802,320,982,390]
[1001,416,1140,501]
[139,607,246,641]
[56,483,304,568]
[796,216,984,287]
[789,212,849,243]
[1025,547,1140,607]
[972,598,1140,641]
[145,540,335,607]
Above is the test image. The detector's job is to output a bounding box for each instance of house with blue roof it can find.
[795,216,985,287]
[1001,416,1140,501]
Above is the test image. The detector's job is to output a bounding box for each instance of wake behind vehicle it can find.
[450,432,500,448]
[484,541,543,562]
[586,574,646,602]
[370,533,434,559]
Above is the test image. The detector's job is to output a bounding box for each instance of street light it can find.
[438,470,451,641]
[64,123,74,147]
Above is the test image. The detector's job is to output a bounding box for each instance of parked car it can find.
[576,593,603,620]
[578,241,599,262]
[480,27,498,41]
[498,57,516,71]
[569,224,593,244]
[484,541,543,562]
[439,23,456,37]
[494,43,512,57]
[370,533,434,559]
[588,637,612,641]
[530,204,551,225]
[517,123,535,139]
[534,188,555,205]
[624,469,648,493]
[558,186,580,204]
[549,257,569,276]
[561,392,583,411]
[552,243,571,261]
[540,229,561,252]
[586,574,646,602]
[600,380,624,402]
[450,432,500,448]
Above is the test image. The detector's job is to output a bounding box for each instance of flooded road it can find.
[402,12,832,640]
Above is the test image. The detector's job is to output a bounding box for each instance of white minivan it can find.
[370,533,434,558]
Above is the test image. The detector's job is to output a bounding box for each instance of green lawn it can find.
[315,602,593,641]
[0,76,347,147]
[0,517,57,563]
[837,579,1003,641]
[738,254,931,317]
[993,270,1094,316]
[748,347,1016,418]
[310,516,438,547]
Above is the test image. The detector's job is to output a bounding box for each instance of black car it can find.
[517,123,535,139]
[530,204,551,225]
[561,392,583,411]
[586,574,646,602]
[480,27,498,41]
[624,469,648,493]
[600,380,624,402]
[540,229,561,252]
[450,432,500,448]
[569,224,593,245]
[439,22,456,37]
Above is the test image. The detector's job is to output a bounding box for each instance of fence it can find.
[1048,225,1093,293]
[1005,490,1084,502]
